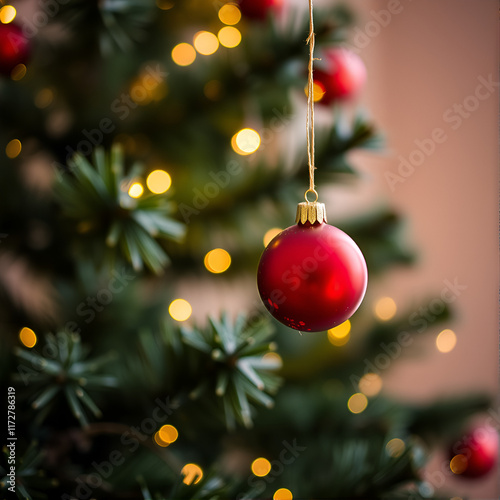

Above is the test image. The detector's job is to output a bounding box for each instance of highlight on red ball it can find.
[257,221,367,332]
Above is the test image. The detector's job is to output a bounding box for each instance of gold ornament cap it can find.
[295,190,327,225]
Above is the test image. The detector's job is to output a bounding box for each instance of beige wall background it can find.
[345,0,498,497]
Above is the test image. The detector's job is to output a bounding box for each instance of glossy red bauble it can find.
[314,48,366,105]
[449,426,498,478]
[0,24,31,76]
[238,0,283,20]
[257,222,367,332]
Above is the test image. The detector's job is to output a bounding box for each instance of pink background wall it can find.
[347,0,498,497]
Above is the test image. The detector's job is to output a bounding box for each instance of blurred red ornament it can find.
[449,425,498,478]
[0,23,30,76]
[313,48,366,105]
[238,0,283,20]
[257,206,367,332]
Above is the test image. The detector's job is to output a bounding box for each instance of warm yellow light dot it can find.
[218,4,241,25]
[6,139,21,159]
[273,488,293,500]
[146,170,171,194]
[347,393,368,414]
[327,320,351,346]
[128,182,144,198]
[232,128,260,155]
[374,297,397,321]
[450,454,468,475]
[218,26,242,48]
[436,328,457,353]
[154,431,169,447]
[0,5,16,24]
[358,372,383,397]
[193,31,219,56]
[156,0,174,9]
[304,82,326,102]
[35,88,54,109]
[11,64,26,81]
[251,457,271,477]
[181,463,203,485]
[19,327,37,348]
[385,438,405,458]
[172,43,196,66]
[262,352,283,368]
[204,248,231,274]
[159,424,178,444]
[263,228,282,247]
[169,299,192,322]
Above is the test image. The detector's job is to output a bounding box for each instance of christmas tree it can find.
[0,1,496,499]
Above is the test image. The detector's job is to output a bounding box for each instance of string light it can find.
[169,299,192,322]
[158,424,178,444]
[19,327,37,348]
[273,488,293,500]
[218,26,242,48]
[304,82,326,102]
[436,329,457,353]
[358,372,383,397]
[146,170,171,194]
[231,128,260,155]
[128,182,144,198]
[181,463,203,485]
[11,64,26,81]
[6,139,21,159]
[374,297,397,321]
[251,457,271,477]
[385,438,405,458]
[204,248,231,274]
[218,4,241,25]
[450,454,468,475]
[193,31,219,56]
[35,88,54,109]
[263,228,282,247]
[347,393,368,414]
[172,43,196,66]
[0,5,16,24]
[327,320,351,346]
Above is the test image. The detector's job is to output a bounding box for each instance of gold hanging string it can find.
[305,0,318,203]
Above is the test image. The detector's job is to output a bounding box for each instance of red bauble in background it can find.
[257,218,367,332]
[313,48,366,105]
[0,23,31,76]
[238,0,283,20]
[448,425,498,479]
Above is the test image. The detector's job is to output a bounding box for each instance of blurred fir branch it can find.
[14,331,118,427]
[54,145,185,274]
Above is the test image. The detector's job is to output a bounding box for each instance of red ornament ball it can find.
[0,23,31,76]
[449,425,498,478]
[257,221,367,332]
[314,48,366,105]
[238,0,283,20]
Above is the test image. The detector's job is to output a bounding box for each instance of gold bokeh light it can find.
[374,297,397,321]
[193,31,219,56]
[147,170,171,194]
[218,26,242,48]
[204,248,231,274]
[263,228,282,247]
[0,5,16,24]
[358,372,383,397]
[19,327,37,348]
[347,393,368,414]
[169,299,192,322]
[218,4,241,25]
[6,139,22,159]
[251,457,271,477]
[128,182,144,198]
[436,328,457,353]
[273,488,293,500]
[327,320,351,346]
[386,438,405,458]
[181,463,203,485]
[231,128,261,155]
[172,43,196,66]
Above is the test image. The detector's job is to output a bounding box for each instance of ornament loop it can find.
[304,189,318,203]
